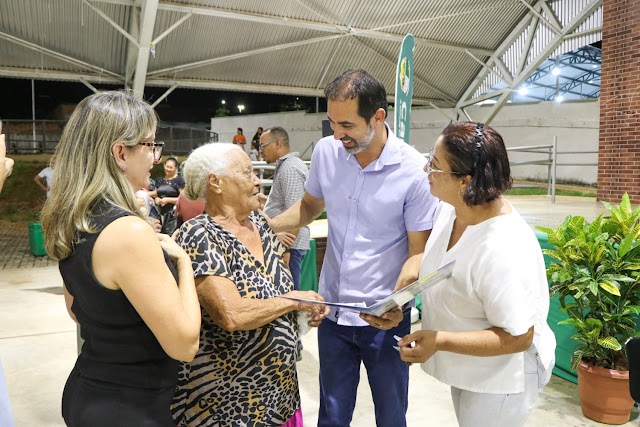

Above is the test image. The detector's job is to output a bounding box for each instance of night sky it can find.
[0,77,325,125]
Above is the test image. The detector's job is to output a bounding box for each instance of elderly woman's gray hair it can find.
[182,143,244,200]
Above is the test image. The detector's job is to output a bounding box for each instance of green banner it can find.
[394,34,415,144]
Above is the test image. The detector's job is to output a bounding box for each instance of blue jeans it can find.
[317,309,411,427]
[288,249,307,291]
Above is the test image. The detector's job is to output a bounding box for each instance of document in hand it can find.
[283,260,455,317]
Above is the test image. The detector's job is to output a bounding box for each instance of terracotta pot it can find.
[577,360,634,425]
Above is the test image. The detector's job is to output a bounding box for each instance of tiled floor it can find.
[1,195,638,426]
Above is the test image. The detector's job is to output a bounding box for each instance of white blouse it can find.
[419,202,556,394]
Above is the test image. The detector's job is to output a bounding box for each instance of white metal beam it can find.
[83,0,139,46]
[540,1,564,33]
[459,88,509,108]
[143,77,443,105]
[482,0,603,124]
[517,0,562,35]
[494,57,514,86]
[515,15,540,75]
[124,0,141,89]
[455,2,539,110]
[150,84,178,108]
[0,31,123,80]
[132,0,159,98]
[79,78,100,93]
[152,12,193,46]
[147,34,343,77]
[429,103,457,122]
[350,38,458,105]
[91,0,495,56]
[0,67,123,84]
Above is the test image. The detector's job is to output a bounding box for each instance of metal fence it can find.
[0,119,218,154]
[254,138,597,203]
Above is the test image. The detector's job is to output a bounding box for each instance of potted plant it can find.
[537,193,640,425]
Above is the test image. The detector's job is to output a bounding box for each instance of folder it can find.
[283,260,455,317]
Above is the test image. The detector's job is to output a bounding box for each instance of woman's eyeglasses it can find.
[139,141,165,162]
[425,151,460,177]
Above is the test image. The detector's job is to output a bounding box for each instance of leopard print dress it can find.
[171,211,299,427]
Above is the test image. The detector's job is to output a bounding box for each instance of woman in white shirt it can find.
[398,122,556,427]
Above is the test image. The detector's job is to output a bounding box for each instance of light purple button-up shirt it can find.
[306,125,438,326]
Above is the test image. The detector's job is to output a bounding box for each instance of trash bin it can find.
[28,222,47,257]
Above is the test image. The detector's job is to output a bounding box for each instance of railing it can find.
[506,137,598,203]
[0,119,218,154]
[254,140,598,203]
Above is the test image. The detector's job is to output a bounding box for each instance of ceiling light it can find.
[556,95,564,103]
[518,87,529,96]
[551,67,561,76]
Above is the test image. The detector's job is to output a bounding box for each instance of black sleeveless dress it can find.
[59,202,179,427]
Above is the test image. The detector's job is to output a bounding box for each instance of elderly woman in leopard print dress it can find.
[171,143,328,427]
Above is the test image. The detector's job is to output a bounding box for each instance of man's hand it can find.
[359,307,403,330]
[276,231,296,248]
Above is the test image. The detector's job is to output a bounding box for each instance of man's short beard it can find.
[343,124,375,155]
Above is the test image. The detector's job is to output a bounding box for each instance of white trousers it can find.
[451,346,553,427]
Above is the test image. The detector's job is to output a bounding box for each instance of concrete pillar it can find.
[597,0,640,203]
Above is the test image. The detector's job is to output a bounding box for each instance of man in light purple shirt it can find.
[271,69,438,427]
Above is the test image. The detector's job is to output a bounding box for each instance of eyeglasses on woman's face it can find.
[425,151,459,177]
[138,141,165,162]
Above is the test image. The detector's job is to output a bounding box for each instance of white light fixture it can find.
[221,100,226,105]
[592,64,598,68]
[588,80,593,84]
[551,67,561,76]
[518,87,529,96]
[237,104,245,113]
[556,95,564,103]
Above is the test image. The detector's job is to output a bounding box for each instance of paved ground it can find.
[0,220,56,270]
[1,195,639,426]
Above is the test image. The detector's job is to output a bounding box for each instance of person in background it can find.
[150,156,184,235]
[173,192,205,230]
[398,122,556,427]
[261,126,310,290]
[232,127,247,151]
[252,127,264,147]
[0,132,15,426]
[171,142,327,426]
[0,133,14,193]
[34,156,55,198]
[40,91,201,427]
[269,69,438,427]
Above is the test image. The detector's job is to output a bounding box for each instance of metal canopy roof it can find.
[0,0,602,122]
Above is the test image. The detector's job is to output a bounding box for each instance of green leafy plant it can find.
[537,193,640,371]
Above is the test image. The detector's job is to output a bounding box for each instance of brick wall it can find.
[597,0,640,203]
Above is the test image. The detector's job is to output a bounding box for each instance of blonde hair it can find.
[182,143,242,200]
[41,91,157,260]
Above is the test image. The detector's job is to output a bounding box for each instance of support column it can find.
[597,0,640,202]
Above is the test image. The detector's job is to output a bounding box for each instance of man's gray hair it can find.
[182,143,244,200]
[264,126,289,148]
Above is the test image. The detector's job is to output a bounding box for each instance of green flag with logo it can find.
[394,34,415,144]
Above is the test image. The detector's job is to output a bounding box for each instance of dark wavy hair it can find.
[324,69,387,122]
[440,121,512,206]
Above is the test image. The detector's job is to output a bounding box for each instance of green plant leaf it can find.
[619,233,635,258]
[621,193,632,215]
[599,280,621,296]
[598,336,622,351]
[570,351,584,371]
